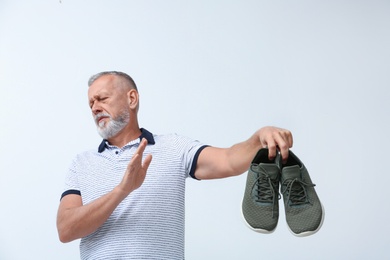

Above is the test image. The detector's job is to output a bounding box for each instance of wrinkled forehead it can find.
[88,75,118,97]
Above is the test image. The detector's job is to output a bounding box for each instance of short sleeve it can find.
[175,135,209,180]
[60,157,81,200]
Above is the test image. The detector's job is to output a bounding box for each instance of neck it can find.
[107,120,141,148]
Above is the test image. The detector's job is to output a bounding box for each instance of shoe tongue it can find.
[258,163,279,178]
[282,165,301,179]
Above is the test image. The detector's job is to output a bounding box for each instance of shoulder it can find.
[154,132,192,142]
[153,133,202,148]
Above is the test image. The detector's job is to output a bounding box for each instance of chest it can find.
[76,148,186,204]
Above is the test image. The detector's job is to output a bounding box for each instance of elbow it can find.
[59,235,69,244]
[57,228,72,243]
[57,222,76,243]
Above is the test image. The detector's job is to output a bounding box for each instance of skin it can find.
[56,74,293,243]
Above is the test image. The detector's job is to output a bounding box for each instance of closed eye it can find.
[89,95,109,109]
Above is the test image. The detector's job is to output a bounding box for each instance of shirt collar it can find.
[98,128,155,153]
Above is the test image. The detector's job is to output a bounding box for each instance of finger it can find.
[279,149,289,164]
[280,129,293,148]
[127,154,141,174]
[130,152,141,163]
[136,138,148,154]
[129,139,147,165]
[287,131,293,148]
[273,132,290,163]
[142,154,153,170]
[265,139,277,160]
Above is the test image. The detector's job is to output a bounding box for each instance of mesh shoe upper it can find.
[280,151,324,236]
[242,149,280,233]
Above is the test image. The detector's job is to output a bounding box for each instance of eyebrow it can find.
[89,95,99,103]
[89,94,102,107]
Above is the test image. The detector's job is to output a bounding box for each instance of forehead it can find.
[88,75,118,98]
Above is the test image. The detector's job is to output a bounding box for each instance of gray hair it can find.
[88,71,138,91]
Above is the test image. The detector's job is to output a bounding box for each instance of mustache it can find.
[94,113,111,124]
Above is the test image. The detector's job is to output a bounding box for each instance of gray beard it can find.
[96,110,130,139]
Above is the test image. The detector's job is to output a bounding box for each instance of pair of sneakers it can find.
[241,148,324,237]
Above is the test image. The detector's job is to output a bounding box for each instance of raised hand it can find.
[117,138,153,195]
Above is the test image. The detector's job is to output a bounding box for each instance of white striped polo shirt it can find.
[62,128,208,260]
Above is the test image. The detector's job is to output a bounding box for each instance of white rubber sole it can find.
[288,200,325,237]
[240,200,325,237]
[240,201,277,234]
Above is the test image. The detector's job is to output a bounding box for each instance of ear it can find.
[127,89,139,110]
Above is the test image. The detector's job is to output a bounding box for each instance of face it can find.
[88,75,131,139]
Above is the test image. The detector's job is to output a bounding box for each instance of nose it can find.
[91,102,103,115]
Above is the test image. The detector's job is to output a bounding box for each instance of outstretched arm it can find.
[56,138,152,243]
[194,126,292,180]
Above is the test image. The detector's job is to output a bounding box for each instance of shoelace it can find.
[251,165,280,218]
[281,178,315,206]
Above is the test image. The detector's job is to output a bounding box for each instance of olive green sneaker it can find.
[280,150,324,237]
[242,148,280,233]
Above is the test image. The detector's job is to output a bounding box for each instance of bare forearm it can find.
[57,187,127,243]
[195,127,292,180]
[224,126,293,175]
[225,134,262,175]
[196,135,261,179]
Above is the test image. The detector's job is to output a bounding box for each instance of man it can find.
[57,71,293,259]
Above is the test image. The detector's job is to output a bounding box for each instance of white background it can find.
[1,0,389,259]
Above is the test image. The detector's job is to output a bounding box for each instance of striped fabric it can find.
[62,129,207,259]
